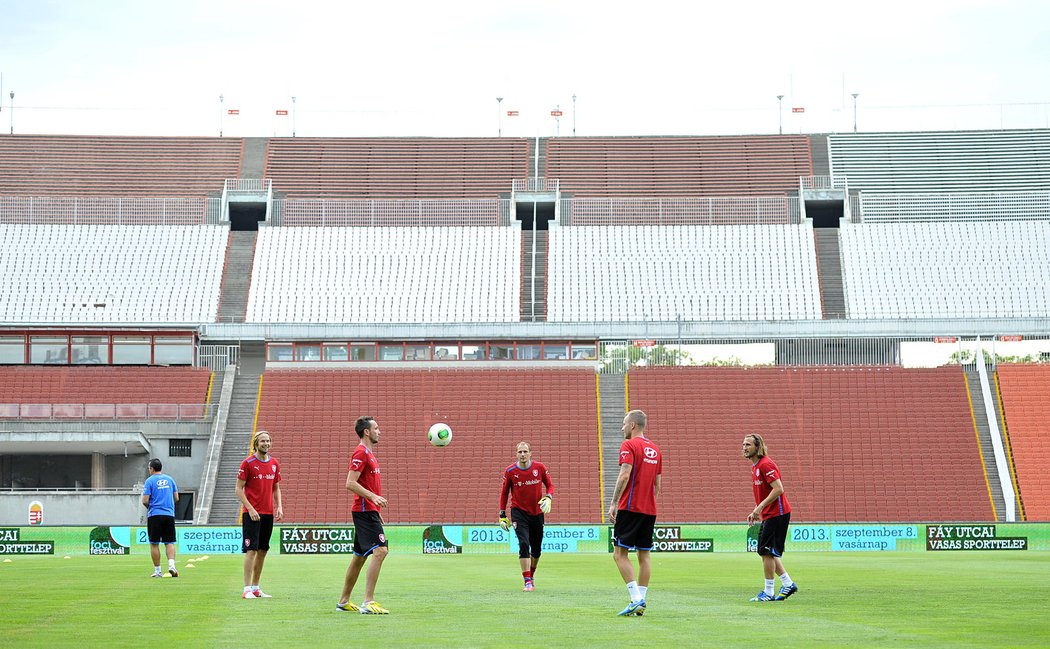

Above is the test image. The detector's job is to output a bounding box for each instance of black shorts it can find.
[757,512,791,557]
[352,511,388,557]
[613,510,656,551]
[511,508,545,559]
[241,514,274,553]
[147,515,177,544]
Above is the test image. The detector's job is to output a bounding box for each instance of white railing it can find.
[196,344,240,371]
[800,175,849,191]
[270,198,511,226]
[852,191,1050,223]
[0,403,217,421]
[223,179,272,193]
[565,196,800,225]
[0,196,218,224]
[512,178,559,192]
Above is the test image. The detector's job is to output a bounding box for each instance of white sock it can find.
[626,581,641,603]
[168,560,176,569]
[244,586,253,593]
[764,579,776,596]
[638,586,648,600]
[779,572,794,588]
[153,566,162,574]
[251,584,259,591]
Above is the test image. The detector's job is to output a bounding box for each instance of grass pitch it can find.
[1,551,1047,648]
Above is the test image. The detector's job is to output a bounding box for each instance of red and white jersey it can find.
[617,436,662,516]
[238,454,281,515]
[500,461,554,516]
[349,444,382,513]
[752,456,791,520]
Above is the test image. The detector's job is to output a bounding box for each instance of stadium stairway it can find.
[598,372,627,511]
[964,366,1014,520]
[207,342,266,523]
[814,228,846,319]
[809,134,831,176]
[240,137,268,179]
[216,230,258,323]
[520,229,548,321]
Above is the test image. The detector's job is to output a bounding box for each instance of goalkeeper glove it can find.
[538,495,552,514]
[499,511,511,531]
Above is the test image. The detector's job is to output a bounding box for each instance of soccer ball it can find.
[427,423,453,447]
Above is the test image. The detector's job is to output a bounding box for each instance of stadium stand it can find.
[996,364,1050,521]
[0,366,212,418]
[0,135,243,196]
[0,224,228,323]
[839,220,1050,319]
[546,136,812,197]
[828,130,1050,194]
[627,366,994,522]
[245,226,520,323]
[264,138,530,197]
[547,223,821,321]
[254,369,601,524]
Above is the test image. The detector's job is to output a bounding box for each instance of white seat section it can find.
[840,220,1050,319]
[245,226,520,323]
[829,130,1050,194]
[547,223,821,322]
[0,224,226,323]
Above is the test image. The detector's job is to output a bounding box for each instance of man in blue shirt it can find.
[142,458,180,577]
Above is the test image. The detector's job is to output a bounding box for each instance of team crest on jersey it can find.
[532,469,538,477]
[271,464,277,472]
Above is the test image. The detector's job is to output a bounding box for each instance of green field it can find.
[2,551,1048,648]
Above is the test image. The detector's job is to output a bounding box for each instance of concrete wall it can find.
[0,491,143,526]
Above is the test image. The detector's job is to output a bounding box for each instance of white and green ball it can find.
[427,423,453,447]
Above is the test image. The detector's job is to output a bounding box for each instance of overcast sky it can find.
[1,0,1048,137]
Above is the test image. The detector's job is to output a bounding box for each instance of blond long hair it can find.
[746,433,768,458]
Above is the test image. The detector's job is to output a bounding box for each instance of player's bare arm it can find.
[346,469,387,508]
[273,483,283,521]
[654,474,662,499]
[236,478,259,521]
[608,462,633,523]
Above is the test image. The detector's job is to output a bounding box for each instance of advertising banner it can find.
[0,523,1046,557]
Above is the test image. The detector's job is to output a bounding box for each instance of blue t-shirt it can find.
[143,473,178,517]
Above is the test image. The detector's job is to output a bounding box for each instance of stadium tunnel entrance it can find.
[229,203,267,231]
[806,200,843,228]
[516,201,555,230]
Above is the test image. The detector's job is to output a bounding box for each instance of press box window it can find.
[31,336,68,364]
[112,336,151,365]
[72,336,108,364]
[154,337,193,366]
[169,439,192,457]
[0,336,26,364]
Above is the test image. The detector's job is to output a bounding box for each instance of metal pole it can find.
[554,104,560,136]
[219,94,224,137]
[9,91,14,135]
[496,97,503,137]
[776,94,783,135]
[292,96,297,137]
[851,93,859,133]
[572,94,577,136]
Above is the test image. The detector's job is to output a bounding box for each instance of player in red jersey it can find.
[498,441,555,592]
[608,409,662,616]
[743,433,798,602]
[336,416,390,615]
[236,430,283,599]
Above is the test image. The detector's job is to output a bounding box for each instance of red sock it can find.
[523,571,533,581]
